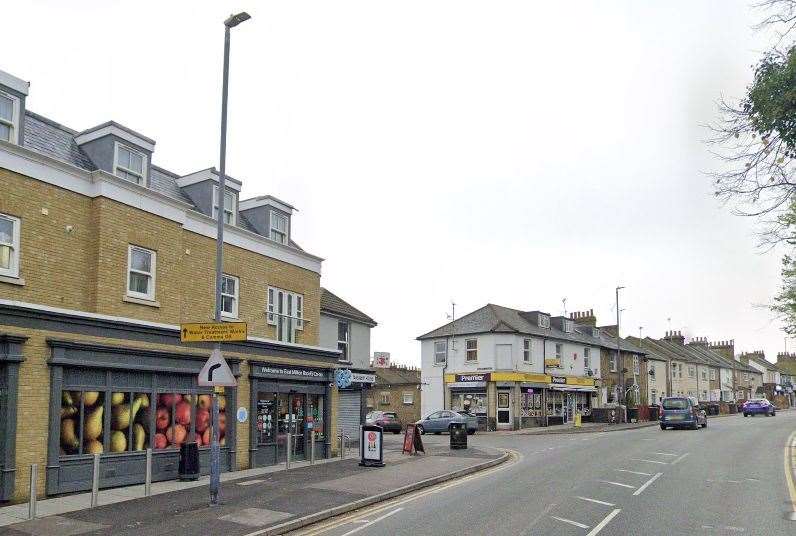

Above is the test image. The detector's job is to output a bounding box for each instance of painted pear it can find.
[110,431,127,452]
[60,418,80,450]
[85,439,103,455]
[84,405,104,441]
[133,423,146,451]
[112,396,146,430]
[62,391,74,406]
[111,392,125,406]
[82,391,100,407]
[60,405,78,418]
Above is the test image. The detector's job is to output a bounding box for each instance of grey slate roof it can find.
[374,366,421,386]
[24,112,96,171]
[417,303,647,353]
[320,288,377,326]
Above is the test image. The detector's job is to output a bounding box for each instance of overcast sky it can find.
[4,1,791,365]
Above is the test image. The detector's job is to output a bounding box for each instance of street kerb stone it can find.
[219,508,293,527]
[4,515,108,536]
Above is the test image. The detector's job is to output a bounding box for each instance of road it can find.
[296,412,796,536]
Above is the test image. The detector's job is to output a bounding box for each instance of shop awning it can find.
[548,385,597,393]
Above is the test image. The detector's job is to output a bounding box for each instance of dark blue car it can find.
[741,398,776,417]
[659,396,707,430]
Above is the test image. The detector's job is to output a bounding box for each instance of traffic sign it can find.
[180,322,247,342]
[198,348,237,387]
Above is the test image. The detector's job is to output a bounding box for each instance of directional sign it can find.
[180,322,247,342]
[198,348,237,387]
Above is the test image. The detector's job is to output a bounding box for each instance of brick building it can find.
[0,67,353,501]
[367,365,422,428]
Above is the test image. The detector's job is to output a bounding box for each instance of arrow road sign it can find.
[198,348,237,387]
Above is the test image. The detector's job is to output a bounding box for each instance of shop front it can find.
[546,376,596,425]
[249,363,331,468]
[46,340,238,495]
[0,335,25,502]
[335,369,375,446]
[448,373,489,431]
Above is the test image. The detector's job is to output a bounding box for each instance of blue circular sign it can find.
[236,406,248,423]
[335,369,353,389]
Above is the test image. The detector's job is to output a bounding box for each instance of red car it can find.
[366,411,402,433]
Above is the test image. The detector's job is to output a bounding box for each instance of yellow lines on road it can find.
[294,449,521,536]
[785,430,796,521]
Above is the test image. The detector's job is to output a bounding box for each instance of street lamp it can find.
[211,11,251,507]
[616,286,625,422]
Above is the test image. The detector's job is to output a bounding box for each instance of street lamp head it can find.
[225,12,251,28]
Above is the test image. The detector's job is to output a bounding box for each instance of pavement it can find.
[293,411,796,536]
[0,436,505,536]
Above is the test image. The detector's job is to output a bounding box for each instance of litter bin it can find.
[450,422,467,449]
[648,406,659,421]
[178,441,200,481]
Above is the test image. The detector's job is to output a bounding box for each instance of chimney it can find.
[709,339,735,361]
[663,330,685,345]
[570,309,597,327]
[687,336,709,348]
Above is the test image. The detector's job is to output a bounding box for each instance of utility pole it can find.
[210,11,250,507]
[444,301,455,410]
[616,286,625,422]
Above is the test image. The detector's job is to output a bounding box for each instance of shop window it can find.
[59,391,107,455]
[465,339,478,362]
[521,392,543,417]
[108,392,151,453]
[379,392,390,405]
[434,340,447,365]
[402,392,414,405]
[256,392,276,445]
[309,394,325,441]
[451,392,487,416]
[194,392,225,448]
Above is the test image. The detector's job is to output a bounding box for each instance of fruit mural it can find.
[60,389,226,454]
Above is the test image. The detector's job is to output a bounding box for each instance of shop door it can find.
[497,390,512,429]
[565,393,575,423]
[277,393,306,462]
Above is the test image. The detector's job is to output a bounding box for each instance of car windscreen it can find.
[661,399,688,410]
[383,412,398,419]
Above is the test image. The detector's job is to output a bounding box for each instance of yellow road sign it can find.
[180,322,247,342]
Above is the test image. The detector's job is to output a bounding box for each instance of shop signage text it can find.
[261,366,324,378]
[335,369,376,388]
[455,373,491,382]
[448,381,486,388]
[551,376,567,384]
[180,322,247,342]
[544,358,561,368]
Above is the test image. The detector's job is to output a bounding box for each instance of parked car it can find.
[659,396,707,430]
[365,411,403,433]
[741,398,776,417]
[416,410,477,435]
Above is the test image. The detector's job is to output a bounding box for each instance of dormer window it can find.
[564,320,573,333]
[539,315,550,329]
[270,212,288,244]
[213,186,236,225]
[0,91,19,143]
[114,143,146,185]
[592,328,600,338]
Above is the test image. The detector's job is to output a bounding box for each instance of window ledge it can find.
[123,295,161,308]
[0,275,25,286]
[221,315,239,322]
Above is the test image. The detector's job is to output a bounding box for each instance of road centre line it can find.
[585,509,621,536]
[631,458,668,465]
[616,469,652,476]
[652,452,678,457]
[551,516,590,529]
[785,431,796,519]
[633,472,663,496]
[599,480,635,489]
[576,496,615,507]
[339,508,403,536]
[670,452,690,465]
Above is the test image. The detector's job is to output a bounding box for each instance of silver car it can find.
[416,410,478,435]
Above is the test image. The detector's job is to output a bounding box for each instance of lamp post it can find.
[616,286,625,422]
[210,11,251,507]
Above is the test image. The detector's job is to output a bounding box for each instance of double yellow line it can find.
[786,431,796,518]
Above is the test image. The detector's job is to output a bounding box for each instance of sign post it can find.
[359,425,384,467]
[401,423,425,455]
[180,322,247,342]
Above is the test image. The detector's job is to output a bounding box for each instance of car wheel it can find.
[691,421,699,430]
[467,429,475,435]
[393,430,401,434]
[660,424,666,430]
[701,421,707,428]
[417,425,425,435]
[434,432,441,435]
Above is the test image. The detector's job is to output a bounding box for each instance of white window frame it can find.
[555,343,563,360]
[402,392,414,405]
[0,90,20,144]
[220,273,239,319]
[523,339,532,363]
[337,321,350,362]
[688,365,696,379]
[743,372,749,382]
[592,328,600,338]
[0,213,21,279]
[270,211,289,244]
[266,286,304,343]
[710,369,716,381]
[564,320,573,333]
[609,353,617,373]
[465,339,478,362]
[126,245,156,301]
[379,392,390,405]
[649,364,656,383]
[633,355,639,375]
[538,315,550,329]
[583,347,591,370]
[434,340,447,365]
[213,185,237,225]
[113,142,147,185]
[701,369,707,381]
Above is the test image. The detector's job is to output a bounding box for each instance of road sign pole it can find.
[210,392,220,505]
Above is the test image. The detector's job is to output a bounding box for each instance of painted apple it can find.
[195,408,210,433]
[154,433,168,449]
[219,413,227,434]
[202,427,211,445]
[175,401,191,426]
[159,393,182,407]
[166,424,187,447]
[197,395,211,410]
[156,407,170,431]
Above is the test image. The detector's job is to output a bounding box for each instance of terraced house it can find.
[0,68,358,501]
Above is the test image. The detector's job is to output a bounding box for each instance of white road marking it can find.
[670,452,690,465]
[616,469,652,476]
[586,509,621,536]
[551,515,590,529]
[640,438,656,441]
[702,525,745,532]
[631,458,668,465]
[633,472,663,496]
[576,496,615,507]
[352,520,370,524]
[339,508,403,536]
[652,452,678,457]
[599,480,635,489]
[237,479,266,486]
